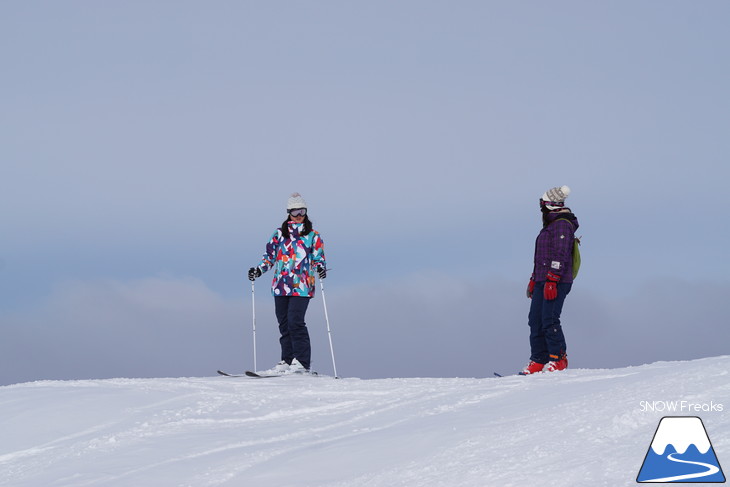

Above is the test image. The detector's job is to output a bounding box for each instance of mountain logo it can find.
[637,416,726,483]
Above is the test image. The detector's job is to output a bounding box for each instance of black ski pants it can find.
[274,296,311,370]
[528,282,572,363]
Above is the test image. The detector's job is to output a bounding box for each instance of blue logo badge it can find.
[637,416,725,483]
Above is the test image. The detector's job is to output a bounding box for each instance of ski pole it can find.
[251,280,257,372]
[319,278,339,378]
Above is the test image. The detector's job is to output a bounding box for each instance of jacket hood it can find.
[546,209,579,230]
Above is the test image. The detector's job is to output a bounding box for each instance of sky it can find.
[2,1,729,385]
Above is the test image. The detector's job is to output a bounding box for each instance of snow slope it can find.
[1,357,728,487]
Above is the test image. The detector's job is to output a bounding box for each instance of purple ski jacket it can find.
[532,210,579,283]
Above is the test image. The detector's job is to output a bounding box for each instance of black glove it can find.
[316,265,327,279]
[248,267,262,281]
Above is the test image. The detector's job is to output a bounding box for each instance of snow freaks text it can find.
[639,401,724,413]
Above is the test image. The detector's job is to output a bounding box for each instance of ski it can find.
[217,369,321,379]
[217,370,247,377]
[245,371,282,378]
[217,370,280,378]
[494,372,528,377]
[247,370,321,378]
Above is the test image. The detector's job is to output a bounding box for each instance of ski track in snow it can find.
[642,452,721,482]
[0,357,728,487]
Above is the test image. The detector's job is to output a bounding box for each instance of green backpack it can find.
[556,218,581,279]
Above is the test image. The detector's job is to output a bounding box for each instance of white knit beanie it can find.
[541,185,571,209]
[287,192,307,210]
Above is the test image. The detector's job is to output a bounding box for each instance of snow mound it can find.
[1,357,728,487]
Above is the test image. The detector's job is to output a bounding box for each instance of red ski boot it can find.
[519,361,545,375]
[545,355,568,372]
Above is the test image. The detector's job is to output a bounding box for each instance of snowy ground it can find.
[1,357,728,487]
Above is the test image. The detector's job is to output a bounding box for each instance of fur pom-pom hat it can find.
[540,185,571,210]
[287,192,307,210]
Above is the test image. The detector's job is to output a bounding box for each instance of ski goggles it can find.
[540,199,564,208]
[288,208,307,217]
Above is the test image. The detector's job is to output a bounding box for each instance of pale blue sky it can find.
[2,2,729,384]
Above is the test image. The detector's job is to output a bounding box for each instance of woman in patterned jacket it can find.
[248,193,326,374]
[522,186,579,375]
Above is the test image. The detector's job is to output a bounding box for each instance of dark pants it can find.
[274,296,311,370]
[528,282,572,363]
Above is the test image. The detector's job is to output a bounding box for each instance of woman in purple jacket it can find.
[522,186,579,375]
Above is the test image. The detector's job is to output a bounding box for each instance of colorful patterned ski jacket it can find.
[532,210,579,283]
[257,222,326,297]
